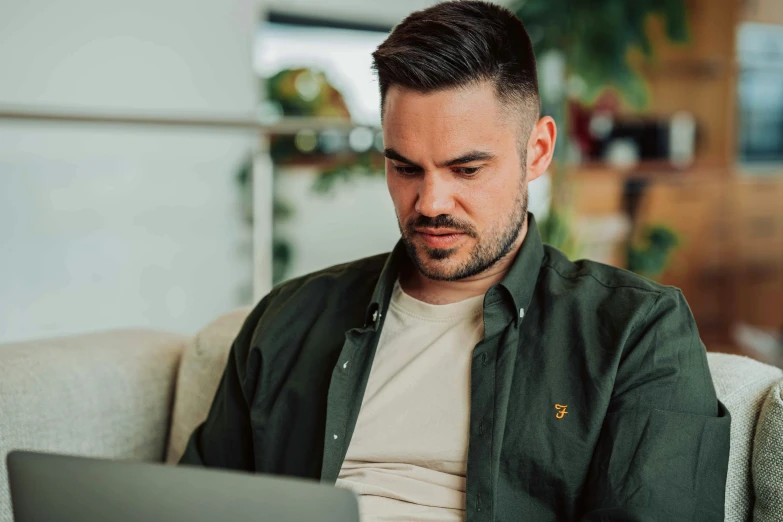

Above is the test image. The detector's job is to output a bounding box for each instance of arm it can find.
[580,289,731,522]
[178,295,271,470]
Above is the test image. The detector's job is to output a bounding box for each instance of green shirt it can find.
[180,214,730,521]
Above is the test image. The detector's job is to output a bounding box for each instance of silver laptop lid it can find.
[7,451,360,522]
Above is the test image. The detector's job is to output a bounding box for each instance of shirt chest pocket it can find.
[499,398,605,501]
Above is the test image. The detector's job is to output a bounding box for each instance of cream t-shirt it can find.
[335,280,485,522]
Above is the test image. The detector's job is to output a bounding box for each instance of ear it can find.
[525,116,557,182]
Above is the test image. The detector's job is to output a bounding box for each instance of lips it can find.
[414,228,466,249]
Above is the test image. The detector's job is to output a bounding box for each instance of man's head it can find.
[373,1,556,282]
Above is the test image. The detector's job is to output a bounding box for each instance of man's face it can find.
[383,82,529,281]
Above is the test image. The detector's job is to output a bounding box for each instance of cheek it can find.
[386,175,414,214]
[457,175,519,225]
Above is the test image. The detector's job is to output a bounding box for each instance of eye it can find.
[453,166,481,176]
[393,165,422,176]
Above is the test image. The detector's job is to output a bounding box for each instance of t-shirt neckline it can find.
[390,279,485,322]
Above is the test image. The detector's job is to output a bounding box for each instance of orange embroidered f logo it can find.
[555,404,568,419]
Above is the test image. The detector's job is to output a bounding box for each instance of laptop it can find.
[7,451,360,522]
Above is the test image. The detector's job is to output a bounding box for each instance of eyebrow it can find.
[383,148,496,168]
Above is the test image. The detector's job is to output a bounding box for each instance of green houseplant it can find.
[627,224,680,279]
[511,0,689,109]
[238,68,354,283]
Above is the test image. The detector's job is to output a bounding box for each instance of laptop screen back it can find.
[7,451,360,522]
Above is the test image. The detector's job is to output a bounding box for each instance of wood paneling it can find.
[572,169,783,335]
[632,175,783,332]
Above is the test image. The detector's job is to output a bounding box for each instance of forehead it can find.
[382,83,518,158]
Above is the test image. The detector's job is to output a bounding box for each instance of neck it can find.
[400,219,528,305]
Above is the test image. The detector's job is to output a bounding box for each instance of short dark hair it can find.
[372,1,540,126]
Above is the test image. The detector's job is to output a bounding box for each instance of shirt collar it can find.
[497,213,545,327]
[365,213,545,330]
[364,240,407,330]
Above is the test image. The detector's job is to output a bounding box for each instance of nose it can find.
[414,172,456,217]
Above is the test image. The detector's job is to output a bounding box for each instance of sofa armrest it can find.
[707,352,783,521]
[0,329,186,522]
[753,379,783,522]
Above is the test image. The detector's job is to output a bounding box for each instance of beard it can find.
[399,181,529,282]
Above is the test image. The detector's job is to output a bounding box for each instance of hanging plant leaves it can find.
[512,0,689,109]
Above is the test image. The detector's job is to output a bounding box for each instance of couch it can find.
[1,308,781,522]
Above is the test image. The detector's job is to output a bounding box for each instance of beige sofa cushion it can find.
[753,379,783,521]
[0,329,185,522]
[166,307,252,463]
[708,353,783,521]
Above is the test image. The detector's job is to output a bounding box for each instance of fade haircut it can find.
[372,0,541,138]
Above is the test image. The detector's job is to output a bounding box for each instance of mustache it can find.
[405,214,478,239]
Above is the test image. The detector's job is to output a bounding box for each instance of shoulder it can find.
[239,252,390,337]
[538,244,692,336]
[539,247,715,414]
[541,244,672,296]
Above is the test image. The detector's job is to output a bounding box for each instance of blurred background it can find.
[0,0,781,366]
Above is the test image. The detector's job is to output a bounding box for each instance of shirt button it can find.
[372,310,379,322]
[333,434,338,440]
[342,360,349,370]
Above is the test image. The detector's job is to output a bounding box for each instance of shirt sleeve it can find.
[178,294,271,471]
[579,289,731,522]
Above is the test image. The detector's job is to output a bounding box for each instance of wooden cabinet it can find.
[732,179,783,329]
[733,179,783,264]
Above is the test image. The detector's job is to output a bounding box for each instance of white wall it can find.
[0,0,256,114]
[0,0,258,342]
[276,169,400,279]
[0,123,254,342]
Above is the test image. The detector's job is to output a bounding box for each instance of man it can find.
[180,2,731,521]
